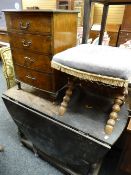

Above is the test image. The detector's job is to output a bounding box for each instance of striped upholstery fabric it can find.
[0,47,15,89]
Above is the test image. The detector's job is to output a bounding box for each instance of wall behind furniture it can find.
[22,0,56,9]
[93,4,125,24]
[0,0,22,29]
[22,1,125,25]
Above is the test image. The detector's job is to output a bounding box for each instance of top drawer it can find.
[5,12,52,34]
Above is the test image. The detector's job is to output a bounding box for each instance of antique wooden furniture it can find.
[56,0,74,10]
[82,0,131,45]
[51,44,131,135]
[117,5,131,46]
[3,10,78,99]
[116,118,131,174]
[2,85,128,175]
[74,0,84,26]
[90,24,120,47]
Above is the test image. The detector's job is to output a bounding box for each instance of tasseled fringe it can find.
[51,61,129,88]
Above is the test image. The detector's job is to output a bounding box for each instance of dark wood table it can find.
[2,85,129,175]
[116,118,131,174]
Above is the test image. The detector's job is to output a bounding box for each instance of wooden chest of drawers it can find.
[117,30,131,46]
[4,10,78,99]
[117,6,131,46]
[89,24,120,47]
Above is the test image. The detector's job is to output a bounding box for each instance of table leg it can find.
[98,4,109,45]
[105,87,128,135]
[82,0,92,44]
[59,80,74,116]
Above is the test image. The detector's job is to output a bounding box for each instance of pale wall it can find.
[22,0,56,9]
[93,4,125,24]
[22,1,125,25]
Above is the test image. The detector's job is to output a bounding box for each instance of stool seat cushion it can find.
[52,44,131,86]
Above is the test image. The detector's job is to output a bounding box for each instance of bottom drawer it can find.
[14,65,53,92]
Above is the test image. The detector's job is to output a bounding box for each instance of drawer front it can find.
[108,32,118,47]
[117,31,131,46]
[12,49,53,73]
[14,65,53,92]
[5,12,52,34]
[90,31,118,46]
[10,33,52,54]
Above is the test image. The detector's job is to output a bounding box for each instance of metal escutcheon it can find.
[22,40,32,47]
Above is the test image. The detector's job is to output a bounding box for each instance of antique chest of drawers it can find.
[90,24,120,47]
[117,6,131,46]
[117,30,131,46]
[4,10,78,99]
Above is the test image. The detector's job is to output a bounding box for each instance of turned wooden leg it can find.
[105,87,128,135]
[59,81,74,116]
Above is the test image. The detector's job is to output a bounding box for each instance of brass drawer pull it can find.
[26,75,36,80]
[24,56,35,63]
[19,21,30,30]
[22,40,32,47]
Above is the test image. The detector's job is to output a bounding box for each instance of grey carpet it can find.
[0,61,63,175]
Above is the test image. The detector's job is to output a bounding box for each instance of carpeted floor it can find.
[0,61,63,175]
[0,61,126,175]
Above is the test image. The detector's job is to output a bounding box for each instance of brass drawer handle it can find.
[26,75,36,80]
[19,21,30,30]
[24,56,35,63]
[22,40,32,47]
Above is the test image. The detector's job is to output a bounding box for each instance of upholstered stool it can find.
[51,44,131,135]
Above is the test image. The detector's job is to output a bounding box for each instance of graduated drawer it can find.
[119,31,131,39]
[12,49,53,73]
[117,31,131,46]
[108,32,118,47]
[90,31,118,46]
[5,12,51,34]
[10,33,52,54]
[14,65,53,92]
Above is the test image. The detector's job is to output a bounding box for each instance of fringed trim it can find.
[51,61,128,88]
